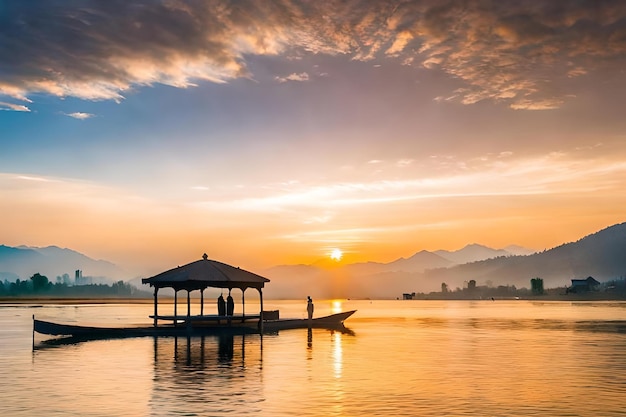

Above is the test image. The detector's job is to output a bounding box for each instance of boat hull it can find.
[33,310,356,339]
[263,310,355,331]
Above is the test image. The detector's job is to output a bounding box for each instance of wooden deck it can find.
[149,314,261,324]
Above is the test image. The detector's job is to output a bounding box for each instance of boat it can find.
[33,310,356,339]
[32,254,356,341]
[262,310,355,332]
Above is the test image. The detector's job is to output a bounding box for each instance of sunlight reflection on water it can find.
[2,300,626,416]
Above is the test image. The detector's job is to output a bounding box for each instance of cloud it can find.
[1,1,625,109]
[64,112,95,120]
[15,175,55,183]
[195,150,626,217]
[0,102,30,112]
[275,72,310,83]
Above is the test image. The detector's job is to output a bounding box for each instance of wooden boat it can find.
[264,310,356,331]
[34,255,356,342]
[33,310,356,339]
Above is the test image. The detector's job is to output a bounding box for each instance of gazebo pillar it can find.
[174,290,178,327]
[187,290,191,318]
[153,287,159,327]
[259,288,264,333]
[242,289,246,319]
[200,288,204,316]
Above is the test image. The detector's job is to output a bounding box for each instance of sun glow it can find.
[330,248,343,262]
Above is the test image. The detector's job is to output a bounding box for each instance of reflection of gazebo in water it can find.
[142,254,270,332]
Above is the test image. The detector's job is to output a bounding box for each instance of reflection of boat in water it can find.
[33,310,356,339]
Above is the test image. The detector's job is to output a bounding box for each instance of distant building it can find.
[567,276,601,293]
[74,269,93,285]
[403,292,416,300]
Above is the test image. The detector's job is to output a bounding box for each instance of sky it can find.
[1,0,626,277]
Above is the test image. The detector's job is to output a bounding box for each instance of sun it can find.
[330,248,343,262]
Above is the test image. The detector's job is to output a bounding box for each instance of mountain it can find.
[386,250,455,272]
[0,245,125,282]
[264,222,625,298]
[263,244,533,299]
[434,244,512,265]
[6,222,623,298]
[422,222,626,292]
[503,245,536,256]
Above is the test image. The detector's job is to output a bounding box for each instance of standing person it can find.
[226,291,234,316]
[217,294,226,316]
[307,296,314,320]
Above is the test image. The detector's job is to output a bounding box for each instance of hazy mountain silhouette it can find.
[264,243,533,299]
[264,222,626,298]
[503,245,536,256]
[4,221,624,299]
[0,245,125,282]
[386,250,455,272]
[435,244,518,265]
[422,222,626,292]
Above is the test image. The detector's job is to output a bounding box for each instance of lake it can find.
[2,299,626,416]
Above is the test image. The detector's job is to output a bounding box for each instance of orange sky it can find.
[2,1,626,277]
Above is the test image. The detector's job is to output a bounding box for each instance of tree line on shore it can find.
[0,272,150,298]
[405,277,626,300]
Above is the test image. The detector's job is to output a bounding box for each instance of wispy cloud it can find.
[275,72,310,83]
[195,151,626,216]
[1,1,624,109]
[64,112,95,120]
[0,102,30,112]
[15,175,55,183]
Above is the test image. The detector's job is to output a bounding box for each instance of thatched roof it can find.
[142,254,270,291]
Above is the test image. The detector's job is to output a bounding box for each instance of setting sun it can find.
[330,248,343,262]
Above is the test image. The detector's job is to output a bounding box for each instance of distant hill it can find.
[6,222,624,299]
[263,222,626,298]
[263,242,535,299]
[503,245,536,256]
[435,244,516,265]
[386,250,455,272]
[422,222,626,292]
[0,245,125,282]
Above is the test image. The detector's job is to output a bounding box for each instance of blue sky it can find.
[2,1,626,275]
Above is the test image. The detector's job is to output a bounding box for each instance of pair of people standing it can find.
[217,292,234,316]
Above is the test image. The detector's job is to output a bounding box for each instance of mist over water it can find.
[2,300,626,416]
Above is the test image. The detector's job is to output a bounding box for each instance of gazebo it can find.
[142,254,270,331]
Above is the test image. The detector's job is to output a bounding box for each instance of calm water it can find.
[2,300,626,416]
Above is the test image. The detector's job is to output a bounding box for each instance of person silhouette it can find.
[307,296,314,321]
[226,291,234,316]
[217,294,226,316]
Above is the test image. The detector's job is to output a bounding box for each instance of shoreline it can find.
[0,297,161,305]
[411,292,626,302]
[3,294,626,304]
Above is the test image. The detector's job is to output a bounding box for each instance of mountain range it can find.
[0,245,125,283]
[262,223,626,299]
[2,222,625,299]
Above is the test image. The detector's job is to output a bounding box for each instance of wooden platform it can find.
[149,314,261,324]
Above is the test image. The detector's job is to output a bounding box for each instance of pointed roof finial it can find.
[202,253,208,261]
